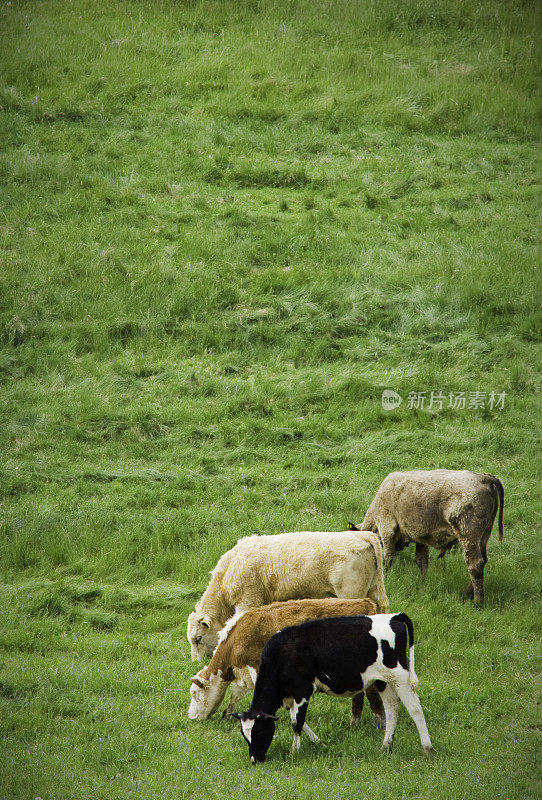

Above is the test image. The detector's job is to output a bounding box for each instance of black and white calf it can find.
[233,613,432,763]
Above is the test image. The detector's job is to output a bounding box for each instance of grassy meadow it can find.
[1,0,541,797]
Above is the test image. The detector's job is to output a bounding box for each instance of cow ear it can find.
[191,675,206,688]
[348,521,360,531]
[198,616,211,629]
[258,713,278,721]
[231,712,243,720]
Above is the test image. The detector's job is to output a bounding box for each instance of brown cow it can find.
[188,597,384,726]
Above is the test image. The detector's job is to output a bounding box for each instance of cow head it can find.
[187,611,219,660]
[232,711,278,763]
[188,670,228,720]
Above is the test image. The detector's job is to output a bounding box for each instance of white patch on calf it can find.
[409,646,418,689]
[287,698,320,749]
[363,613,408,683]
[368,614,396,654]
[241,717,256,744]
[289,698,307,725]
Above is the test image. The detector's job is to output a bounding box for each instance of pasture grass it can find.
[0,1,541,798]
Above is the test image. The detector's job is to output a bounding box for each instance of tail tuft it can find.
[409,645,419,690]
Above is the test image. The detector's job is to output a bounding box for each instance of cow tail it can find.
[485,475,504,540]
[494,477,504,541]
[395,612,418,690]
[367,532,389,613]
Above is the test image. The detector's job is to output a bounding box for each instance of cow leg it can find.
[366,685,385,728]
[350,692,364,725]
[379,683,400,751]
[395,683,432,753]
[351,687,384,727]
[480,525,492,565]
[221,682,249,719]
[289,697,314,753]
[414,543,430,578]
[301,722,321,743]
[459,538,485,605]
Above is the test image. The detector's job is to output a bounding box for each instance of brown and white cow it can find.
[188,597,385,726]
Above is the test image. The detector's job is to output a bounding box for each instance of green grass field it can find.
[1,1,541,797]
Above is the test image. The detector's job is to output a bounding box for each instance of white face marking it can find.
[241,717,256,743]
[187,672,227,719]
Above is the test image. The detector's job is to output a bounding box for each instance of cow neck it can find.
[196,592,232,628]
[207,641,234,682]
[249,660,282,717]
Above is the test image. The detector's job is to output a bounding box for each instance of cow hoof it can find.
[373,714,384,729]
[349,715,361,727]
[381,743,392,753]
[221,709,233,720]
[422,745,434,755]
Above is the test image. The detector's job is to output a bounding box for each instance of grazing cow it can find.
[356,470,504,604]
[188,597,384,726]
[233,613,432,763]
[187,530,389,660]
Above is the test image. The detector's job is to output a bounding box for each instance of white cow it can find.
[187,530,389,660]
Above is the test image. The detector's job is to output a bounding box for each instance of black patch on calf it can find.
[310,616,378,694]
[374,680,386,692]
[381,640,398,669]
[389,614,409,670]
[266,615,378,697]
